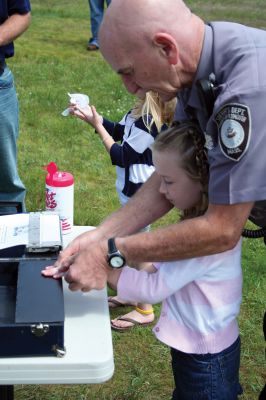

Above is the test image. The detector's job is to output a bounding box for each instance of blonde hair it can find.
[152,121,209,220]
[131,91,177,132]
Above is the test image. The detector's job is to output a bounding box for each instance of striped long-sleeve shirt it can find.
[103,111,165,205]
[117,239,242,354]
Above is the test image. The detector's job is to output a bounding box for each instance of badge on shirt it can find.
[214,103,251,161]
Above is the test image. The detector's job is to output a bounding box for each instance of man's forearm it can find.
[116,202,254,264]
[98,172,173,238]
[0,13,31,47]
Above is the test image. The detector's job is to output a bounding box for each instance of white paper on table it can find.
[0,213,61,250]
[0,213,29,249]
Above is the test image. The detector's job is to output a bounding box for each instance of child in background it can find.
[107,122,243,399]
[69,92,176,331]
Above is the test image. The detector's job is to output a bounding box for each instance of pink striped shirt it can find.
[117,239,242,354]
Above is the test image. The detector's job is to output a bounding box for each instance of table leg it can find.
[0,385,14,400]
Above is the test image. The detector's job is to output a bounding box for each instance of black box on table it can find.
[0,205,65,358]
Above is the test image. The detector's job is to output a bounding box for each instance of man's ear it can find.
[153,33,178,65]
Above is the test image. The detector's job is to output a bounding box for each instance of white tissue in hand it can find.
[69,93,89,108]
[62,108,70,117]
[62,93,90,117]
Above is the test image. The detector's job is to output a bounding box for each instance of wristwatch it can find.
[107,238,126,268]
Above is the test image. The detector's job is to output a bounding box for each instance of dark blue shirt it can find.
[0,0,31,60]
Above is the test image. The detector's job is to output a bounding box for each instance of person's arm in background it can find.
[0,12,31,46]
[69,104,126,153]
[88,105,115,153]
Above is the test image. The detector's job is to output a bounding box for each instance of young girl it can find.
[69,92,176,331]
[107,122,243,399]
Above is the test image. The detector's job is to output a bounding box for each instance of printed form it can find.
[0,213,61,250]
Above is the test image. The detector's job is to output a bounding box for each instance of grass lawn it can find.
[10,0,266,398]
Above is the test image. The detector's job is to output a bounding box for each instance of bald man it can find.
[43,3,266,395]
[44,0,258,282]
[45,1,265,295]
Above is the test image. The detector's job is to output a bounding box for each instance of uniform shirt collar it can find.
[182,24,215,112]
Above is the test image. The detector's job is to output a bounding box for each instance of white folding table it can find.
[0,226,114,399]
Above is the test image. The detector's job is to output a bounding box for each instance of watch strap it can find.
[107,237,126,268]
[108,238,117,255]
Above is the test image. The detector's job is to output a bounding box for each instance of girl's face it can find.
[153,149,202,210]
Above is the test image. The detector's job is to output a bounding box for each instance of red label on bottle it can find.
[45,189,57,209]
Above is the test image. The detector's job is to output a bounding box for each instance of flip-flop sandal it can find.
[108,296,134,309]
[111,316,154,332]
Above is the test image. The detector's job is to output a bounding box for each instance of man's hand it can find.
[65,244,109,291]
[42,228,109,291]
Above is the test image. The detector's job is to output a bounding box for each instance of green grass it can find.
[10,0,266,398]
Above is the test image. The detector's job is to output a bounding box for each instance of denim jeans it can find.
[0,64,26,212]
[88,0,111,47]
[171,336,243,400]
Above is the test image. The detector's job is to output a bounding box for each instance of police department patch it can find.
[214,103,251,161]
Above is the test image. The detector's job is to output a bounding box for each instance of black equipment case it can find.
[0,202,65,358]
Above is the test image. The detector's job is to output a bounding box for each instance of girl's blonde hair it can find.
[131,91,177,132]
[152,121,209,220]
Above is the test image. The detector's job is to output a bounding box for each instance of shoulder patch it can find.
[214,103,251,161]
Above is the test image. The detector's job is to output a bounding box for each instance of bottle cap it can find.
[45,162,74,187]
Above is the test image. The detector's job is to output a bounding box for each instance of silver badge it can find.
[215,103,251,161]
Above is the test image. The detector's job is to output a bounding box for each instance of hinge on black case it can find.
[52,344,66,357]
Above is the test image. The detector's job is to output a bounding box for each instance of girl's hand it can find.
[68,102,93,121]
[69,103,103,128]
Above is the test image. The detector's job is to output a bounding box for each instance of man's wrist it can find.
[98,237,113,272]
[107,237,126,268]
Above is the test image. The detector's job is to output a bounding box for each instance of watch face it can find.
[110,255,124,268]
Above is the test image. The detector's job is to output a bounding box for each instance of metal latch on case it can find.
[30,323,50,337]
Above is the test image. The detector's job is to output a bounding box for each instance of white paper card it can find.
[0,213,61,250]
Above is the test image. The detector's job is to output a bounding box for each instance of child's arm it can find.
[115,258,206,305]
[107,268,123,291]
[107,263,156,291]
[132,261,156,272]
[91,106,116,153]
[71,104,115,153]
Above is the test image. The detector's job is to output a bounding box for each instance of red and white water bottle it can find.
[45,162,74,234]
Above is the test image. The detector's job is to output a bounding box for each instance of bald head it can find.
[100,0,192,51]
[99,0,204,100]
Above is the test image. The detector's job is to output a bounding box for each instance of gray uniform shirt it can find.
[175,22,266,227]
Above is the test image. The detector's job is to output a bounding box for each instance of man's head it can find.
[99,0,205,101]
